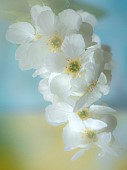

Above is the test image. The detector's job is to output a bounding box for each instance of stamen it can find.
[77,108,90,120]
[85,129,98,142]
[86,81,98,93]
[48,34,63,51]
[66,58,81,77]
[34,33,42,41]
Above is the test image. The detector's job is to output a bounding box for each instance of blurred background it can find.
[0,0,127,170]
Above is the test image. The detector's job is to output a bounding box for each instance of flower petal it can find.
[6,22,35,44]
[97,132,111,145]
[84,118,107,130]
[68,114,85,132]
[62,34,85,59]
[37,10,56,36]
[45,102,73,126]
[71,147,90,161]
[58,9,82,33]
[50,74,71,98]
[27,39,50,68]
[90,105,116,114]
[98,72,107,85]
[63,124,85,151]
[74,90,101,112]
[39,79,54,102]
[44,53,67,73]
[31,5,51,26]
[78,11,97,27]
[16,44,33,70]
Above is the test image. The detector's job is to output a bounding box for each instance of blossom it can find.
[6,4,118,161]
[26,9,82,67]
[44,34,92,77]
[38,73,73,103]
[6,5,51,70]
[45,101,116,127]
[63,115,117,160]
[73,66,110,111]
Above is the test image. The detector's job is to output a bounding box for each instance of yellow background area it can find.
[0,113,127,170]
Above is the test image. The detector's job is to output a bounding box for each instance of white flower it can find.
[63,115,116,160]
[44,34,92,77]
[6,5,51,70]
[73,66,110,111]
[45,101,116,128]
[27,9,82,66]
[38,72,74,104]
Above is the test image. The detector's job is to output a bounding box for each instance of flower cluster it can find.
[6,5,118,160]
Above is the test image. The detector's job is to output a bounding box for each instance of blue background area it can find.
[0,0,127,112]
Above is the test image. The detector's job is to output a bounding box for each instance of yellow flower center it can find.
[49,34,63,51]
[77,108,91,120]
[34,33,42,41]
[65,58,81,77]
[85,129,98,142]
[86,81,98,93]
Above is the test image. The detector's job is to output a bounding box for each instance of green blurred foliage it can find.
[0,0,106,23]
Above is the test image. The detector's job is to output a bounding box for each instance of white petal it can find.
[37,10,56,36]
[99,85,110,95]
[71,147,90,161]
[90,105,116,114]
[84,118,107,130]
[31,5,51,25]
[98,72,107,85]
[44,53,67,73]
[97,132,111,146]
[71,77,86,95]
[27,39,50,68]
[39,79,54,102]
[68,114,85,132]
[50,74,71,98]
[74,91,101,112]
[78,11,97,27]
[6,22,35,44]
[45,102,73,126]
[79,23,93,48]
[99,114,117,132]
[32,67,50,78]
[63,124,85,151]
[58,9,82,32]
[16,44,33,70]
[62,34,85,59]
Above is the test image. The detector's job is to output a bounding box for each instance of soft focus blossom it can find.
[6,4,118,161]
[63,115,117,160]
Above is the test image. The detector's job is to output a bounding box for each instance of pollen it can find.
[85,129,98,142]
[86,81,98,93]
[34,33,42,41]
[49,34,63,51]
[77,108,91,120]
[66,58,81,77]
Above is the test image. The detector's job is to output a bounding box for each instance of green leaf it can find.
[69,0,106,18]
[42,0,70,14]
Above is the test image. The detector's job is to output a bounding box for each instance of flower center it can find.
[49,35,63,51]
[86,81,98,93]
[34,33,42,41]
[66,59,81,77]
[85,129,98,142]
[77,108,90,120]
